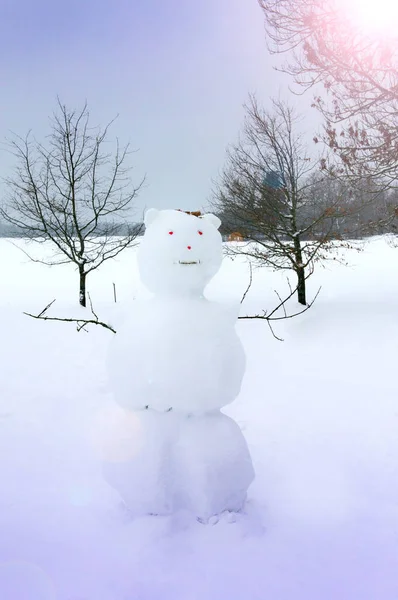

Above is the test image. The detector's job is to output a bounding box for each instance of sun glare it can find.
[342,0,398,35]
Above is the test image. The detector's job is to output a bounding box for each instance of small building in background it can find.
[228,232,244,242]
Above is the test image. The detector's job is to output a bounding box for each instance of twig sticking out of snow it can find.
[239,284,321,341]
[23,295,116,334]
[240,263,253,305]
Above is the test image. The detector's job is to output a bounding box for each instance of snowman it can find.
[102,209,254,520]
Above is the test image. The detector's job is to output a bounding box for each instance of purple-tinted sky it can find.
[0,0,317,215]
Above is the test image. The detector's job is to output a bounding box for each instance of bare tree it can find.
[258,0,398,188]
[213,96,349,305]
[1,99,144,306]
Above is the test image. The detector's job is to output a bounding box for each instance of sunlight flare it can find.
[341,0,398,35]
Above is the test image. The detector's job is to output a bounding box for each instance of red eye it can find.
[169,231,174,235]
[198,230,203,235]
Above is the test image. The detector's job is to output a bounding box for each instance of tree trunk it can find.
[293,237,307,305]
[296,266,306,306]
[79,267,87,307]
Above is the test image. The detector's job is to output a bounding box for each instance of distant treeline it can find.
[0,221,144,239]
[217,178,398,241]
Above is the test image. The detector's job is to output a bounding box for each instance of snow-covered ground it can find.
[0,236,397,600]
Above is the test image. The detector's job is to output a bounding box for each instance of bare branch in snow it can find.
[240,262,253,304]
[23,298,116,334]
[239,285,321,341]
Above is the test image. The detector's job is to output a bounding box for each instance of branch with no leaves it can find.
[23,295,116,334]
[239,273,321,341]
[240,262,253,304]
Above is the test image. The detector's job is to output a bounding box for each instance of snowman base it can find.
[102,409,254,521]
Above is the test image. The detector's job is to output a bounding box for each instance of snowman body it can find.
[109,296,246,413]
[103,209,254,520]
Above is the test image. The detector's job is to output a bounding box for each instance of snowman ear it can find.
[200,213,221,230]
[144,208,160,228]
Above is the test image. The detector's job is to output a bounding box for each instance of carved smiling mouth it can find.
[178,260,201,265]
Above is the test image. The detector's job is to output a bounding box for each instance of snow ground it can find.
[0,237,397,600]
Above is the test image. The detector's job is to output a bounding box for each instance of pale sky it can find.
[0,0,319,217]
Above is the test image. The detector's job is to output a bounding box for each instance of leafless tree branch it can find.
[239,285,321,341]
[240,262,253,304]
[23,298,116,333]
[258,0,398,190]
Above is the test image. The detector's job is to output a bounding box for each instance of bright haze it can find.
[0,0,316,217]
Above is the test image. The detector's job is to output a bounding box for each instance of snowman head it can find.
[138,209,222,296]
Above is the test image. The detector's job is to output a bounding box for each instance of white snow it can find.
[0,234,397,599]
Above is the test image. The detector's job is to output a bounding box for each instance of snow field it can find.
[0,236,397,599]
